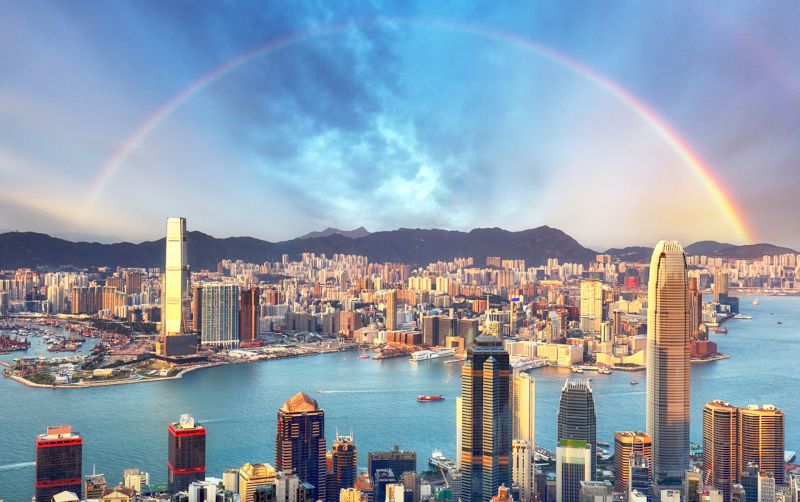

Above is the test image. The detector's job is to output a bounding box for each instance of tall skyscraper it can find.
[239,287,260,343]
[512,371,535,447]
[613,431,652,495]
[276,392,327,501]
[331,434,358,496]
[168,414,206,493]
[386,289,397,331]
[35,426,82,502]
[558,379,596,480]
[201,283,241,347]
[646,240,690,479]
[688,278,702,337]
[739,405,784,486]
[163,217,188,336]
[512,440,533,502]
[556,440,592,502]
[579,279,603,334]
[191,284,202,333]
[703,401,740,502]
[459,335,512,502]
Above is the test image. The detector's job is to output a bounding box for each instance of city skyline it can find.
[2,2,800,248]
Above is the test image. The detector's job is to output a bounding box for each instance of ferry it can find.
[598,367,612,375]
[411,348,456,361]
[630,380,638,385]
[752,298,759,305]
[429,450,458,472]
[511,358,547,371]
[358,354,371,359]
[418,395,445,402]
[733,314,752,320]
[571,366,584,373]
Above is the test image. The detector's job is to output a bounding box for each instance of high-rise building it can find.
[757,473,776,502]
[35,426,82,502]
[739,405,784,486]
[459,335,512,502]
[276,392,327,501]
[713,273,729,304]
[688,278,702,337]
[580,280,603,334]
[685,468,702,502]
[386,289,397,331]
[163,217,188,336]
[613,432,652,495]
[238,463,277,502]
[703,401,740,502]
[239,287,260,343]
[646,240,690,479]
[332,434,358,496]
[741,464,759,502]
[191,284,202,333]
[628,454,652,501]
[168,414,206,493]
[512,371,535,447]
[579,481,612,502]
[341,487,369,502]
[367,446,416,486]
[84,471,106,499]
[557,440,592,502]
[201,283,240,347]
[124,271,142,295]
[558,379,596,480]
[512,440,534,502]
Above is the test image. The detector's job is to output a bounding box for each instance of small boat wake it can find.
[0,461,35,471]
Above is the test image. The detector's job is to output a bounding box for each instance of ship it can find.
[418,395,445,402]
[429,450,458,472]
[734,314,752,320]
[358,354,371,359]
[510,358,547,371]
[571,366,584,373]
[630,380,638,385]
[752,298,759,305]
[598,367,612,375]
[410,348,456,361]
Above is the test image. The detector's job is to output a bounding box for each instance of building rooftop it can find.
[282,391,320,412]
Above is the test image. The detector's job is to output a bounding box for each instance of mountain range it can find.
[0,227,795,270]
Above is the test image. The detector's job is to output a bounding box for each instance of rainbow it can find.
[85,18,754,243]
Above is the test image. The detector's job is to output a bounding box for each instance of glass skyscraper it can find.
[557,379,596,480]
[646,240,690,479]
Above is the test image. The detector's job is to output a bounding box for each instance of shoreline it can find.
[0,346,360,389]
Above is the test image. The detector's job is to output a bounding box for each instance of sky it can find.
[1,1,799,250]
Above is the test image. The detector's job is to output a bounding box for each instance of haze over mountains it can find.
[0,227,795,270]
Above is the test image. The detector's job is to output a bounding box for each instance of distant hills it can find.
[0,228,795,270]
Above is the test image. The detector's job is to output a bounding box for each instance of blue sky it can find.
[1,1,799,249]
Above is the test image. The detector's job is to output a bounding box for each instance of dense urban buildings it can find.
[646,240,691,479]
[613,431,652,496]
[35,426,82,502]
[276,392,327,501]
[167,414,206,493]
[459,335,512,502]
[558,379,597,480]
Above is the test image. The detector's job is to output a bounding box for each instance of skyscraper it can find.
[331,434,358,496]
[512,440,533,502]
[703,401,740,502]
[386,289,397,331]
[512,371,535,447]
[163,217,188,336]
[613,431,652,495]
[201,283,240,347]
[459,335,512,502]
[239,287,260,343]
[646,240,690,479]
[580,279,603,334]
[168,414,206,493]
[276,392,327,501]
[556,440,592,502]
[558,379,596,480]
[368,445,416,486]
[739,405,784,486]
[35,426,82,502]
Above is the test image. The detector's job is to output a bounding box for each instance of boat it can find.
[630,380,638,385]
[358,354,371,359]
[777,321,783,325]
[598,367,612,375]
[571,366,584,373]
[410,348,455,361]
[752,298,759,305]
[597,441,610,447]
[734,314,752,320]
[429,450,458,472]
[418,395,445,402]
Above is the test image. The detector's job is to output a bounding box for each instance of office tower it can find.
[239,463,277,502]
[579,481,612,502]
[739,405,784,485]
[192,284,202,332]
[646,240,690,479]
[558,380,596,480]
[422,316,440,347]
[580,280,603,334]
[456,397,463,466]
[512,371,535,447]
[368,446,416,486]
[758,474,776,502]
[168,414,206,493]
[688,278,702,336]
[703,401,740,502]
[460,335,512,502]
[201,283,241,347]
[240,287,260,343]
[276,392,327,501]
[458,319,479,348]
[614,432,652,495]
[35,426,82,502]
[512,440,533,502]
[628,454,652,501]
[223,468,240,493]
[741,465,760,502]
[124,270,142,294]
[332,434,358,495]
[163,217,188,335]
[386,289,397,331]
[713,273,729,304]
[557,440,592,502]
[373,468,396,502]
[401,471,420,502]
